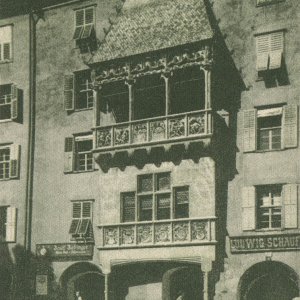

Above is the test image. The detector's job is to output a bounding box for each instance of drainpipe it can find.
[24,7,36,299]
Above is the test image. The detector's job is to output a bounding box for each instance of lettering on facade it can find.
[230,234,300,253]
[36,243,94,260]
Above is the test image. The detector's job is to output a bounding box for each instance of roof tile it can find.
[90,0,214,64]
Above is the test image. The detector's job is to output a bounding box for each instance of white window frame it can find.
[74,135,94,172]
[0,25,12,62]
[257,107,282,151]
[0,145,10,180]
[256,185,282,230]
[75,71,93,110]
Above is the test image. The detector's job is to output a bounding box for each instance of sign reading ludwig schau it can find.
[36,243,93,260]
[230,234,300,253]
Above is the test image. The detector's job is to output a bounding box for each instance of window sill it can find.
[74,107,93,112]
[0,119,13,124]
[256,0,285,7]
[0,60,13,64]
[70,238,94,244]
[0,178,12,182]
[64,169,96,174]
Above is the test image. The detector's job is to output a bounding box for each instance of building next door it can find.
[239,261,299,300]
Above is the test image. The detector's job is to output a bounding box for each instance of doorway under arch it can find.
[60,262,104,300]
[238,261,299,300]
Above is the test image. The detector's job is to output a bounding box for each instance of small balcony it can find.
[94,109,212,152]
[98,217,216,249]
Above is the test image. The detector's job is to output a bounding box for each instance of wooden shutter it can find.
[283,184,298,229]
[10,144,20,179]
[256,34,269,71]
[82,202,92,218]
[0,44,1,61]
[3,43,10,60]
[10,84,18,120]
[64,75,75,111]
[64,137,74,173]
[242,186,256,231]
[283,105,298,148]
[243,109,257,152]
[6,207,17,242]
[85,7,94,24]
[269,31,283,70]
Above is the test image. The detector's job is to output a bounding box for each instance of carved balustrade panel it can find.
[169,117,186,139]
[132,122,148,144]
[114,125,130,145]
[173,221,189,242]
[97,128,112,148]
[120,226,135,245]
[137,224,153,244]
[104,227,119,246]
[154,223,172,243]
[188,113,205,135]
[149,120,166,141]
[191,220,208,241]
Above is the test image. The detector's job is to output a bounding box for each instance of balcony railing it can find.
[94,110,212,151]
[98,217,216,249]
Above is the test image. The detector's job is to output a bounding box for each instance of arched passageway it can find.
[239,261,299,300]
[60,262,104,300]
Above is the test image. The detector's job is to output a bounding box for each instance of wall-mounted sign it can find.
[36,275,48,296]
[230,234,300,253]
[36,243,94,261]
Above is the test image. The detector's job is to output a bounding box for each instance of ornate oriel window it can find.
[121,172,189,222]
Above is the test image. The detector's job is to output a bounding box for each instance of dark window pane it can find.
[139,195,153,221]
[156,173,170,191]
[157,194,171,220]
[138,175,153,193]
[175,186,189,219]
[122,192,136,222]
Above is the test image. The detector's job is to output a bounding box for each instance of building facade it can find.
[213,0,300,299]
[0,0,299,299]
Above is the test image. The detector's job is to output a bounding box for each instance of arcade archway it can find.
[239,261,299,300]
[60,262,104,300]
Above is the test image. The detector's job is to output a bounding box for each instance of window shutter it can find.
[243,109,257,152]
[0,44,2,61]
[283,184,298,229]
[64,75,75,111]
[85,8,94,25]
[82,202,91,218]
[64,137,74,173]
[10,144,20,179]
[11,84,18,120]
[72,202,82,218]
[6,207,17,242]
[3,43,10,60]
[269,31,283,70]
[283,105,298,148]
[256,34,269,71]
[242,186,256,231]
[76,10,84,26]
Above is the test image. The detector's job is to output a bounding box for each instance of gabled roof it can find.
[90,0,214,64]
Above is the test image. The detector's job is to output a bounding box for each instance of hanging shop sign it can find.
[230,234,300,253]
[36,243,94,260]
